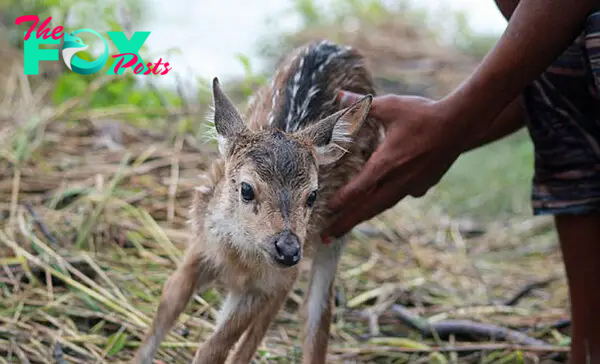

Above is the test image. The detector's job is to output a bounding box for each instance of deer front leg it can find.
[192,289,272,364]
[227,283,295,364]
[133,250,217,364]
[301,236,346,364]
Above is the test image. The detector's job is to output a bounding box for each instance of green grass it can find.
[424,130,534,221]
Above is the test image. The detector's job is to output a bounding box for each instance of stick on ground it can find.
[389,304,551,347]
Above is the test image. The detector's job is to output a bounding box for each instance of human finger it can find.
[326,145,394,213]
[337,90,365,108]
[324,177,407,238]
[337,90,401,122]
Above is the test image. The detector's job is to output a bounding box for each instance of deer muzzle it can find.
[273,230,301,267]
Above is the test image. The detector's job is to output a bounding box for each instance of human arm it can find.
[440,0,595,132]
[322,0,596,239]
[462,97,525,153]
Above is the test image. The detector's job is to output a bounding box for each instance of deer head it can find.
[205,77,371,268]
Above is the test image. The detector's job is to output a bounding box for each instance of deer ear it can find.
[295,94,372,166]
[207,77,248,156]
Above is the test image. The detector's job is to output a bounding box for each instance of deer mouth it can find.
[272,250,301,268]
[267,230,302,268]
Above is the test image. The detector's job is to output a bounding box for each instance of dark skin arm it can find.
[460,0,526,153]
[323,0,597,239]
[462,96,525,152]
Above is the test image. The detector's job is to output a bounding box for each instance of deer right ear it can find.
[207,77,248,156]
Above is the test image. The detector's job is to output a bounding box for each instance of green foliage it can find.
[450,10,499,58]
[235,53,267,98]
[50,46,183,128]
[105,330,129,356]
[1,0,63,47]
[290,0,391,28]
[328,0,389,23]
[424,130,534,220]
[293,0,321,27]
[54,71,159,107]
[196,77,212,105]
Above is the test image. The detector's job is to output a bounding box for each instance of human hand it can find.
[322,91,466,240]
[319,0,598,242]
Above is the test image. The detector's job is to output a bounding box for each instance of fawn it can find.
[133,40,382,364]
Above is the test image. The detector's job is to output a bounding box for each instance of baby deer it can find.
[133,40,382,364]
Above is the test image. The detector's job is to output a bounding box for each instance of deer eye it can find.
[241,182,255,202]
[306,190,317,208]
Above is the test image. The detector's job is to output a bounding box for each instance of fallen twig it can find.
[23,202,58,245]
[332,343,569,354]
[0,256,97,286]
[503,277,559,306]
[389,304,551,347]
[54,342,66,364]
[541,318,571,331]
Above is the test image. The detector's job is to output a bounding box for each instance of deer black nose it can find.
[274,230,301,267]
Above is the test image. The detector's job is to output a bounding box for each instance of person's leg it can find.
[520,8,600,362]
[555,213,600,363]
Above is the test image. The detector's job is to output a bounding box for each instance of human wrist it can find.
[432,89,497,151]
[438,66,515,127]
[460,97,525,152]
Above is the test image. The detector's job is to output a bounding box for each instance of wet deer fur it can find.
[133,40,383,364]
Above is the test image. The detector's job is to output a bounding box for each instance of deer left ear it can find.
[295,94,372,166]
[206,77,248,156]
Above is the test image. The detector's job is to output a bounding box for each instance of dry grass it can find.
[0,22,571,364]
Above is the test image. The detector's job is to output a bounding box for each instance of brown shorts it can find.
[522,10,600,215]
